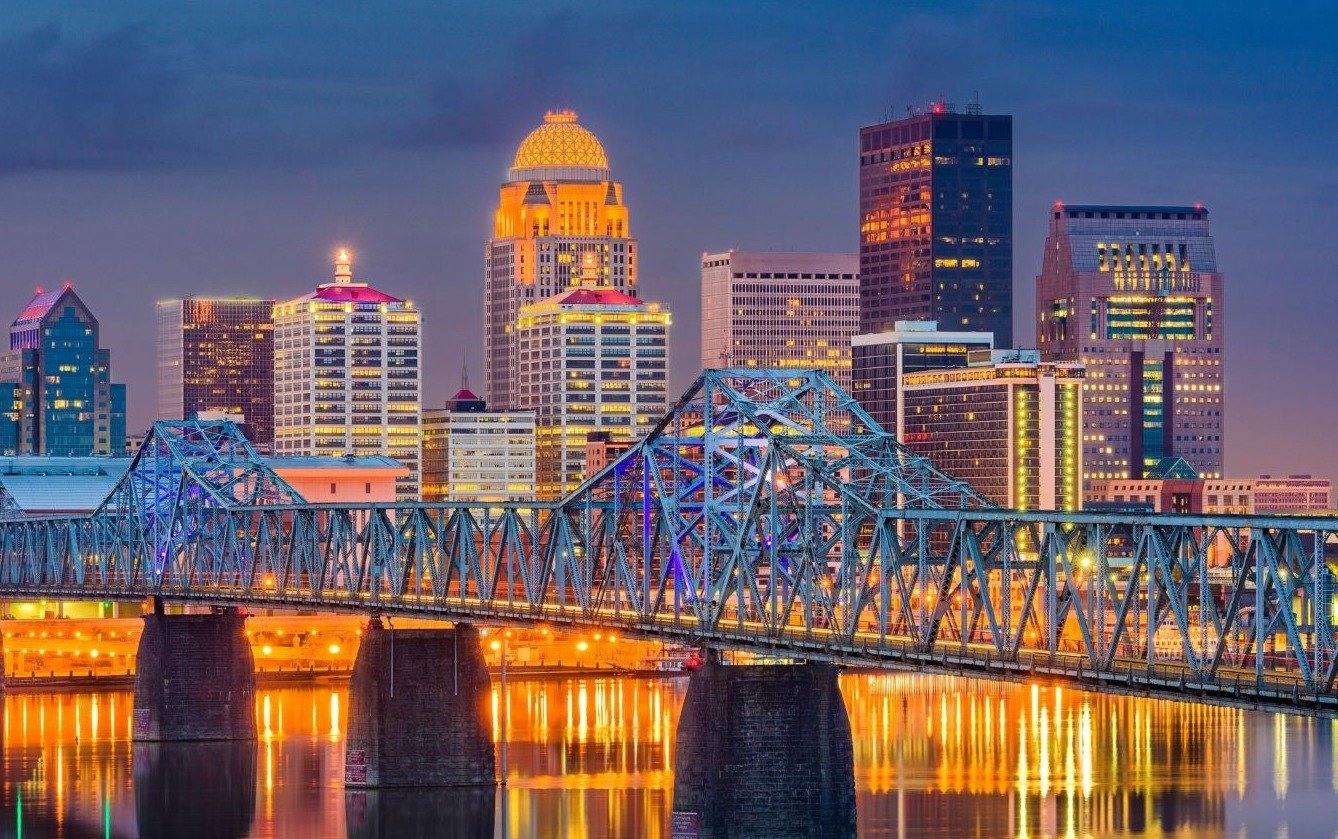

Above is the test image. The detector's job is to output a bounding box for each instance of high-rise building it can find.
[156,297,275,448]
[1036,204,1224,482]
[700,251,859,390]
[901,350,1084,511]
[273,250,421,500]
[851,320,992,439]
[858,101,1013,344]
[0,285,126,456]
[485,110,636,410]
[422,382,536,503]
[516,287,670,500]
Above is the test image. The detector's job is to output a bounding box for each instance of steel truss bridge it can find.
[1,370,1336,711]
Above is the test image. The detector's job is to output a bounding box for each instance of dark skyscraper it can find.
[858,102,1013,346]
[155,297,276,449]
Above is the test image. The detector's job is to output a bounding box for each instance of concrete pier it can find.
[344,621,495,787]
[132,606,256,741]
[672,660,856,838]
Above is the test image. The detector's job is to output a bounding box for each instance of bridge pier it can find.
[133,605,256,741]
[344,620,495,787]
[672,659,856,839]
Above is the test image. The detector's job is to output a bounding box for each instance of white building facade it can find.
[701,251,859,390]
[516,287,670,500]
[273,251,421,500]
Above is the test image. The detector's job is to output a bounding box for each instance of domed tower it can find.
[484,110,636,410]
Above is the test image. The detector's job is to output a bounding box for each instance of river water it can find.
[1,673,1335,838]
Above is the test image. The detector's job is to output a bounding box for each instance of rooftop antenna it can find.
[966,90,982,115]
[460,361,470,392]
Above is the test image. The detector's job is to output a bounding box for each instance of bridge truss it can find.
[0,372,1335,709]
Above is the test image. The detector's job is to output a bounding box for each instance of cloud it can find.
[0,24,196,173]
[397,12,587,148]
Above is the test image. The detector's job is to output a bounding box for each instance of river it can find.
[1,673,1334,838]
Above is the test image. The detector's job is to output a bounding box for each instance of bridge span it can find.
[0,369,1334,715]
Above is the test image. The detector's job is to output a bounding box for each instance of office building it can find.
[700,251,859,390]
[485,110,636,409]
[0,286,126,456]
[858,101,1013,344]
[516,287,670,500]
[422,383,536,503]
[851,320,992,438]
[584,431,632,478]
[156,297,275,448]
[273,250,421,501]
[901,350,1083,511]
[1036,204,1224,482]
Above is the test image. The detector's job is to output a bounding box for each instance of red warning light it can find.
[684,652,704,671]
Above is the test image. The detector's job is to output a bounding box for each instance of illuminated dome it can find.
[508,110,611,182]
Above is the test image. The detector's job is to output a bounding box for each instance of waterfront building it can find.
[0,286,126,456]
[516,287,670,500]
[858,101,1013,344]
[1086,475,1331,516]
[485,110,636,410]
[422,383,536,503]
[700,251,859,390]
[1037,204,1225,483]
[901,350,1083,511]
[851,320,992,439]
[273,250,421,500]
[155,297,275,449]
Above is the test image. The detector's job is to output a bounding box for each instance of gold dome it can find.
[509,111,609,180]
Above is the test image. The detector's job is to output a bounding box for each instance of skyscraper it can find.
[156,297,275,448]
[516,287,670,500]
[700,251,859,390]
[858,102,1013,344]
[1036,204,1224,482]
[901,350,1083,511]
[0,285,125,457]
[851,320,993,439]
[273,250,422,500]
[485,110,636,409]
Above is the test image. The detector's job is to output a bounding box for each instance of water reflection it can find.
[346,788,493,839]
[0,674,1335,837]
[134,741,256,838]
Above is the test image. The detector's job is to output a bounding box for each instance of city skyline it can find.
[0,3,1334,480]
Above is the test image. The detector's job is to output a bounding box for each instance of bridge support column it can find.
[672,660,855,839]
[344,621,495,787]
[133,606,256,741]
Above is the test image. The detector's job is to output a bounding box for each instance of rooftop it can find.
[509,111,611,182]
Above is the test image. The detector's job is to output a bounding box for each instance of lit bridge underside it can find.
[1,371,1335,712]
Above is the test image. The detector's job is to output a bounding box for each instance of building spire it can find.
[460,361,470,392]
[334,248,353,284]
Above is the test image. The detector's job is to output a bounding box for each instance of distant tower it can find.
[1036,204,1225,482]
[857,101,1013,345]
[485,110,636,410]
[156,297,275,448]
[0,285,126,456]
[273,249,422,500]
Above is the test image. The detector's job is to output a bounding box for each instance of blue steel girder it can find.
[2,370,1338,709]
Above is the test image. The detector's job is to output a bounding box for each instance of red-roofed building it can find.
[516,287,670,499]
[272,250,422,500]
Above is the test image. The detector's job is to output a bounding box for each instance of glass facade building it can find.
[858,103,1013,345]
[901,352,1084,511]
[156,297,275,449]
[0,287,125,457]
[1036,205,1224,483]
[851,321,993,439]
[700,251,859,391]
